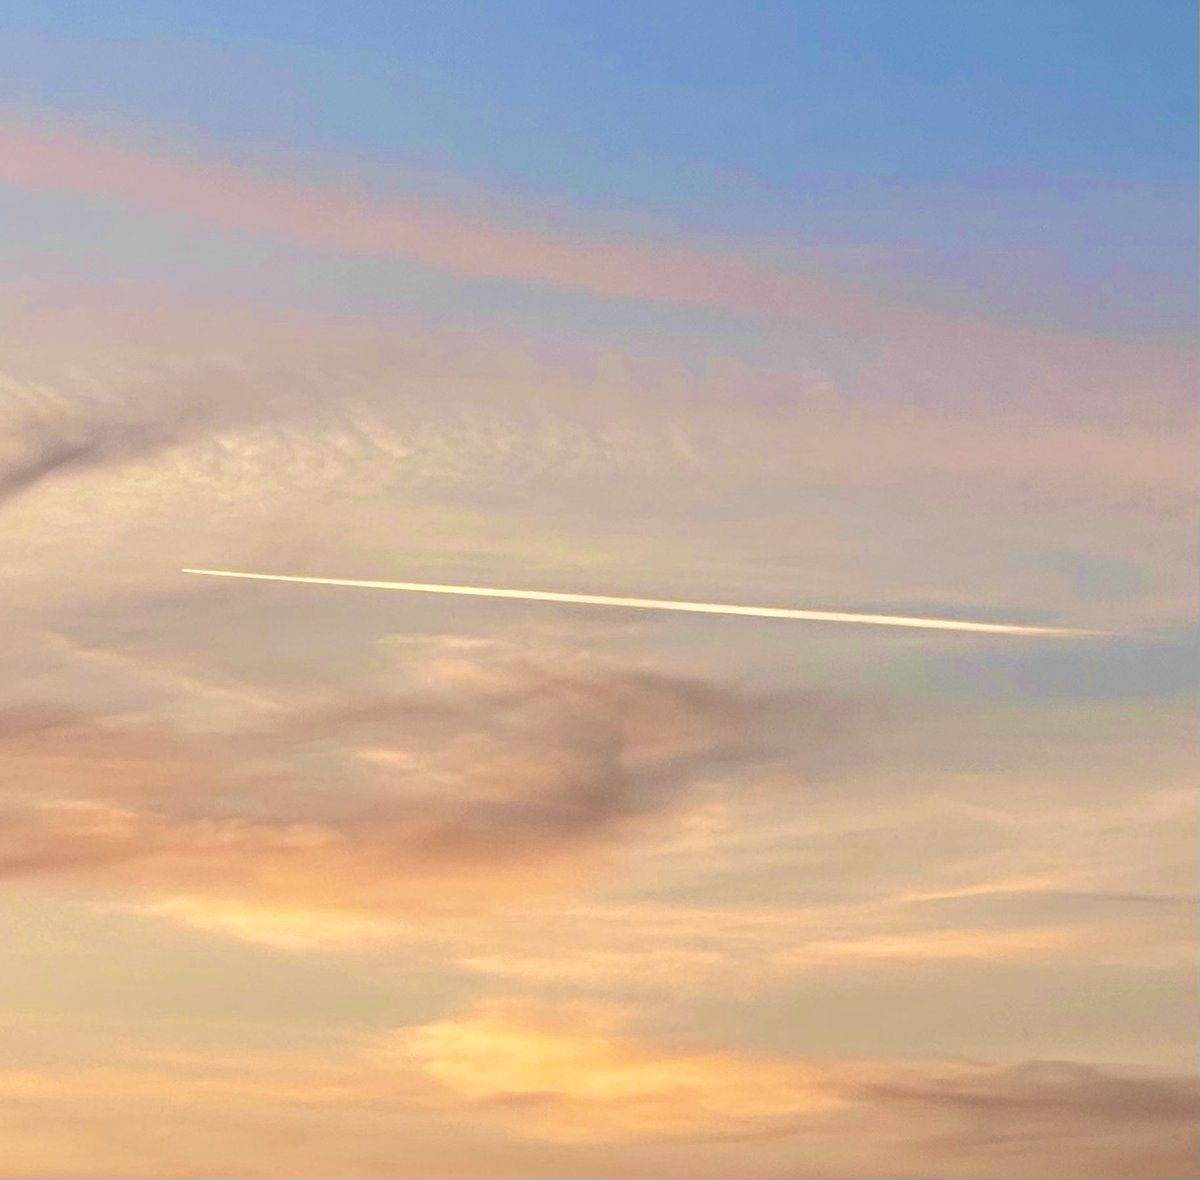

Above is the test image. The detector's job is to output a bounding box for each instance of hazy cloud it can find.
[387,1000,1199,1166]
[0,999,1192,1178]
[0,641,765,915]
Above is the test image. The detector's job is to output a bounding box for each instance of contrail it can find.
[181,568,1096,637]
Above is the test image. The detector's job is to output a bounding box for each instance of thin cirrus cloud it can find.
[1,113,1194,498]
[5,112,1193,416]
[3,293,1188,646]
[0,120,886,328]
[1,298,1190,519]
[1,121,1193,467]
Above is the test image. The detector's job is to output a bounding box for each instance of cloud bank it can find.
[1,999,1193,1179]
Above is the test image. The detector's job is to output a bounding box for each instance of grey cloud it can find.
[0,404,226,506]
[0,435,100,500]
[863,1059,1198,1124]
[0,365,240,508]
[0,703,81,739]
[909,888,1200,927]
[847,1060,1199,1180]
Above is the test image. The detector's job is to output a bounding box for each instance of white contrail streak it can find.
[181,568,1096,637]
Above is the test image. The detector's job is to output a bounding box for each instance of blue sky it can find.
[4,2,1195,333]
[4,1,1196,186]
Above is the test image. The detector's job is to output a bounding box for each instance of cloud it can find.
[3,631,1190,978]
[0,999,1192,1177]
[0,121,885,327]
[0,122,1193,429]
[440,897,1194,994]
[0,375,199,507]
[0,640,760,917]
[855,1059,1200,1179]
[1,291,1191,525]
[136,895,405,951]
[0,297,737,522]
[1,290,1192,651]
[2,120,1190,451]
[383,1000,1200,1170]
[0,310,300,507]
[386,997,841,1142]
[863,1057,1198,1127]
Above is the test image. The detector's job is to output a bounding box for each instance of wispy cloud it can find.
[2,17,1194,1180]
[0,371,214,507]
[2,293,1192,642]
[0,639,765,913]
[0,123,1194,424]
[0,121,886,326]
[0,999,1193,1177]
[387,997,841,1141]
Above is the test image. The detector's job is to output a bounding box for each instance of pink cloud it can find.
[3,120,1192,435]
[0,122,887,328]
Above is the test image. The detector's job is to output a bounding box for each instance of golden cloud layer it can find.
[0,998,1193,1177]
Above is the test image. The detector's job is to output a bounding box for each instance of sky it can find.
[0,3,1196,1178]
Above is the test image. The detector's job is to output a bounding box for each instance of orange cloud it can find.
[386,997,841,1141]
[438,894,1195,994]
[384,1000,1200,1165]
[0,998,1193,1175]
[0,642,760,917]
